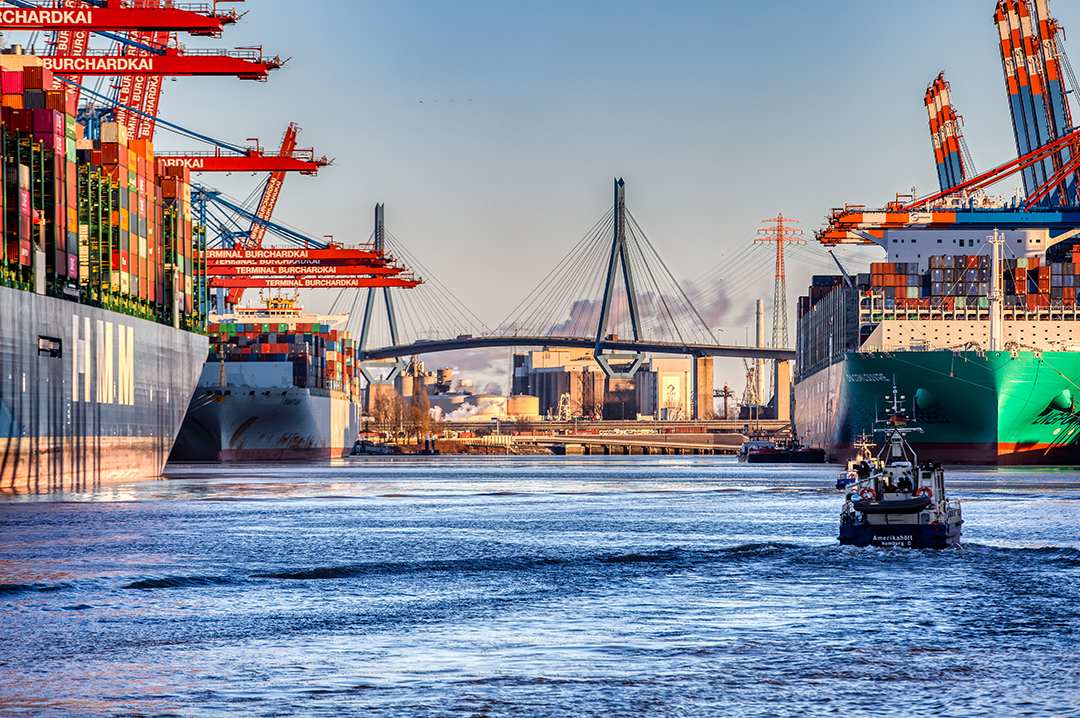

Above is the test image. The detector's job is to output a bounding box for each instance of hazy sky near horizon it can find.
[24,0,1080,390]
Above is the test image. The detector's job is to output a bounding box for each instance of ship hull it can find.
[169,363,362,461]
[796,350,1080,465]
[0,286,208,493]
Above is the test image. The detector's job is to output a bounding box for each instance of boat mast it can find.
[989,228,1004,352]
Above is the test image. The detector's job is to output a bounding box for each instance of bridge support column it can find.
[358,203,406,386]
[594,178,645,379]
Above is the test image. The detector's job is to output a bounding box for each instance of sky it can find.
[15,0,1080,395]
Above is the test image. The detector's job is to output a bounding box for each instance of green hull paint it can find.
[804,351,1080,465]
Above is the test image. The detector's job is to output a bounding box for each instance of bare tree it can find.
[372,388,406,438]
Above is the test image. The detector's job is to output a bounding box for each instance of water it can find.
[2,456,1079,717]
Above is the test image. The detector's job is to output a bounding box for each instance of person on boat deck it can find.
[896,475,913,492]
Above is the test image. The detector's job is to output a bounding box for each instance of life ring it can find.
[915,486,932,498]
[846,470,858,481]
[859,487,877,502]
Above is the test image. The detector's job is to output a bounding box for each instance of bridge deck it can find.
[361,335,795,361]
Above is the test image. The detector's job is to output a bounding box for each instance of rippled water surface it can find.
[2,456,1079,717]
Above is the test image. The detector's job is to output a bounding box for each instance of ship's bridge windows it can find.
[937,239,942,243]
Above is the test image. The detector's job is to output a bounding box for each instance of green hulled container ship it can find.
[796,241,1080,465]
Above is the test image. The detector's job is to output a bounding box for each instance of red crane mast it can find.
[49,0,92,105]
[226,123,299,306]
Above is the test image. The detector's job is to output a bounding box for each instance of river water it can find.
[1,456,1079,717]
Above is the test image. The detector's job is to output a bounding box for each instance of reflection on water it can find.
[1,456,1078,717]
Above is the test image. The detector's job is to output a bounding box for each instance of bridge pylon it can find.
[358,203,406,385]
[594,178,646,378]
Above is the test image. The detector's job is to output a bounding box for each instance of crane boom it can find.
[0,0,237,35]
[42,48,284,79]
[156,151,331,174]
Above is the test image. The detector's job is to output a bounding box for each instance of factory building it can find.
[511,349,714,420]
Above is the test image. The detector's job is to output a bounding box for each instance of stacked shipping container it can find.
[797,248,1080,321]
[0,54,206,331]
[206,321,362,397]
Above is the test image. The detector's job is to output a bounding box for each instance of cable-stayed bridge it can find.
[323,178,796,385]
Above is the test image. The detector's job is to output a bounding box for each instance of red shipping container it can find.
[120,251,129,274]
[34,132,63,152]
[162,164,190,183]
[100,143,125,166]
[68,253,77,279]
[32,109,63,134]
[23,65,54,91]
[1,68,23,94]
[20,241,31,266]
[43,90,66,113]
[8,108,33,133]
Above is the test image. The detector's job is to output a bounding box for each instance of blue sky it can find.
[22,0,1080,391]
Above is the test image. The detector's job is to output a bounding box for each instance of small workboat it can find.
[836,433,876,489]
[351,439,403,456]
[838,386,962,549]
[738,439,827,464]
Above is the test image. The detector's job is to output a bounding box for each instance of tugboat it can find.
[838,386,962,549]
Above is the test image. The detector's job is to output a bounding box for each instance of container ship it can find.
[169,293,364,461]
[0,54,208,492]
[797,0,1080,465]
[796,244,1080,465]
